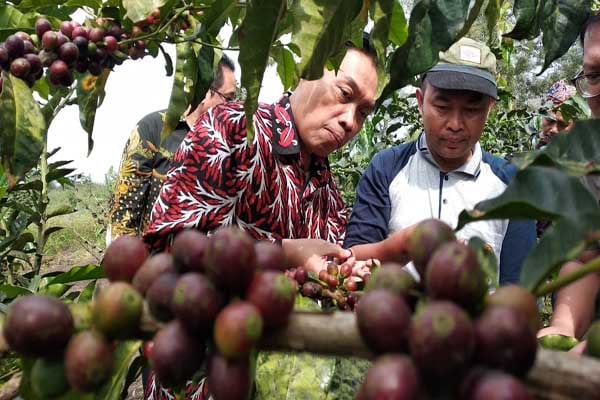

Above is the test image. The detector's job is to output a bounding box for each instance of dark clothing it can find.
[108,111,188,239]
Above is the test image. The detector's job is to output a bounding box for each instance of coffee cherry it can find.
[5,35,25,59]
[41,31,59,50]
[60,21,74,39]
[58,42,79,65]
[35,18,52,38]
[24,53,42,75]
[10,57,31,78]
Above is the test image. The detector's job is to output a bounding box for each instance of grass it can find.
[42,182,111,268]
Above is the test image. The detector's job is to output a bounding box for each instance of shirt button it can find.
[442,199,448,204]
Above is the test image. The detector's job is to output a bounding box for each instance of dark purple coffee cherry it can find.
[5,35,25,59]
[10,58,31,78]
[41,31,58,50]
[0,46,9,69]
[35,18,52,39]
[24,53,42,75]
[58,42,79,65]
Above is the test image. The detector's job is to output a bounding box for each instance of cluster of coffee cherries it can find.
[286,256,377,311]
[354,219,540,399]
[0,12,163,89]
[2,226,296,398]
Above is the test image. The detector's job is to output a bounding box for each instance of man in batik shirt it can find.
[107,56,236,241]
[143,41,378,400]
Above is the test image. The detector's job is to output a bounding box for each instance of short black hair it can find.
[345,31,378,66]
[580,12,600,47]
[213,53,235,90]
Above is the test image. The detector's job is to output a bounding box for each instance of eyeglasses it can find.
[210,86,235,102]
[571,71,600,98]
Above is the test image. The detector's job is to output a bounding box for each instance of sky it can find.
[47,44,283,183]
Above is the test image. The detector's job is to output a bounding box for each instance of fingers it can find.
[570,340,587,355]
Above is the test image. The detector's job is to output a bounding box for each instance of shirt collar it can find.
[417,132,482,177]
[271,95,301,156]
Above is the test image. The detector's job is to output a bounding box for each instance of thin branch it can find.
[534,256,600,297]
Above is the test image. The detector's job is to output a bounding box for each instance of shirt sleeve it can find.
[143,105,246,251]
[107,117,158,242]
[499,219,537,285]
[343,151,393,248]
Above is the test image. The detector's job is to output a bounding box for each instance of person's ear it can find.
[416,88,425,115]
[486,98,497,116]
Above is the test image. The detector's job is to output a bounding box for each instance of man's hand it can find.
[281,239,351,274]
[350,224,416,263]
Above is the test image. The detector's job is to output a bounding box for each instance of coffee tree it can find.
[1,0,600,399]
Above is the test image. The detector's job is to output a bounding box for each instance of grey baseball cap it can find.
[424,37,498,99]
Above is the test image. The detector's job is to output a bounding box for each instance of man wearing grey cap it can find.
[344,37,536,285]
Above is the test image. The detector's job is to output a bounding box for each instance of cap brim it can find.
[425,70,498,99]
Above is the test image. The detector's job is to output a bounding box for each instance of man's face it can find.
[540,111,572,142]
[584,24,600,118]
[416,83,494,171]
[195,66,237,116]
[291,49,377,158]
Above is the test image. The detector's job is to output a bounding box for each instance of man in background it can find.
[537,12,600,348]
[535,80,577,149]
[107,55,236,242]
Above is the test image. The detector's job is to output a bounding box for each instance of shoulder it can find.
[137,110,165,129]
[135,110,165,146]
[481,152,517,184]
[369,141,418,175]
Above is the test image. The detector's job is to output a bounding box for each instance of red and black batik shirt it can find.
[144,96,347,251]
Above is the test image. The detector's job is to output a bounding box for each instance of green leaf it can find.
[0,5,38,40]
[238,0,287,139]
[11,231,35,251]
[539,0,590,72]
[511,120,600,175]
[0,71,45,187]
[76,69,111,155]
[39,283,71,298]
[457,166,599,230]
[0,167,7,200]
[485,0,504,40]
[64,0,102,8]
[521,212,600,290]
[33,76,50,100]
[272,46,297,91]
[381,0,485,100]
[190,43,215,115]
[200,0,236,37]
[0,284,33,301]
[78,280,96,302]
[370,0,407,95]
[46,204,76,219]
[94,341,143,400]
[290,0,362,80]
[159,45,174,76]
[47,265,105,285]
[122,0,165,22]
[161,41,197,143]
[504,0,539,39]
[47,167,76,183]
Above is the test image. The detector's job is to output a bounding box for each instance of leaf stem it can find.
[534,256,600,297]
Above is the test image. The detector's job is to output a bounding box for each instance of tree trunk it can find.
[258,311,600,400]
